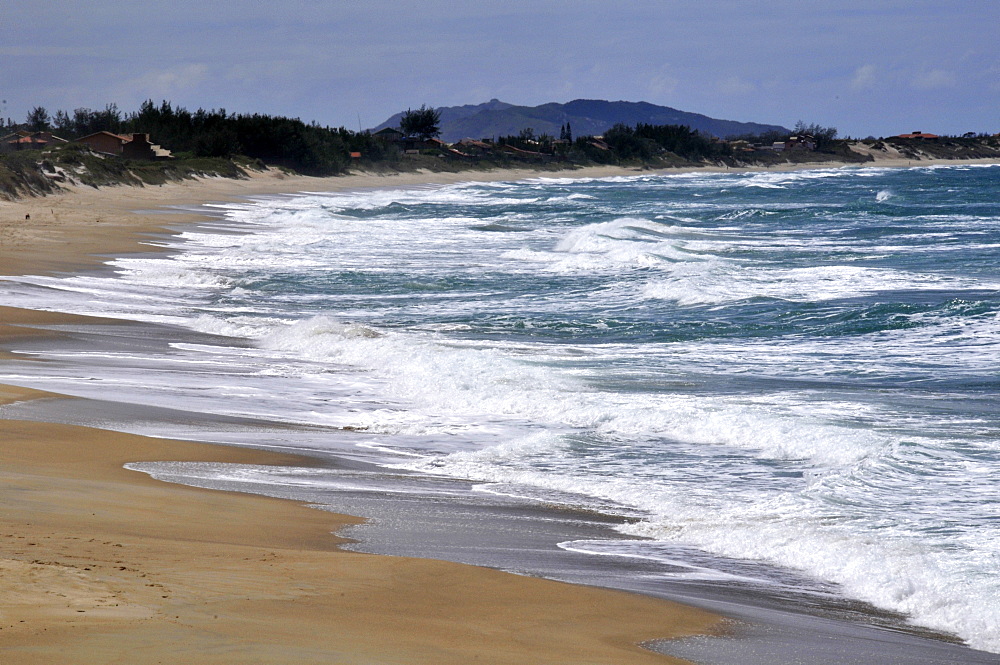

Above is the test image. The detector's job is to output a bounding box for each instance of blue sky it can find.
[2,1,997,138]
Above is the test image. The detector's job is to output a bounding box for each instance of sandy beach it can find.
[3,158,1000,664]
[0,165,728,664]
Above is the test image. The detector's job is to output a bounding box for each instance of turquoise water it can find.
[4,164,1000,651]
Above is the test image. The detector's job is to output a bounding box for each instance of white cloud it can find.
[851,64,877,90]
[715,76,756,96]
[118,64,210,100]
[1,1,997,137]
[911,68,956,89]
[647,68,680,98]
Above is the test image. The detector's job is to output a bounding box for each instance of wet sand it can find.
[3,161,999,664]
[0,167,725,664]
[0,388,725,664]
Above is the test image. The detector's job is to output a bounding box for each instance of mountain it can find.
[373,99,789,142]
[375,99,513,137]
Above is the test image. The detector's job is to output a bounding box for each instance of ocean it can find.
[3,164,999,654]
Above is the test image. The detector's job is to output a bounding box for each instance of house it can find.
[2,133,47,152]
[76,131,131,155]
[456,138,493,153]
[785,135,817,151]
[400,137,447,151]
[121,133,172,160]
[77,131,172,159]
[1,131,33,148]
[1,130,68,153]
[895,131,939,139]
[499,144,549,161]
[454,139,495,158]
[373,127,404,142]
[756,141,786,152]
[32,131,68,146]
[418,137,447,149]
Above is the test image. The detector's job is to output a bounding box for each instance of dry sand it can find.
[2,156,996,663]
[0,166,725,664]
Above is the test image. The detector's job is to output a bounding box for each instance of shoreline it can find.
[0,381,720,664]
[4,156,998,276]
[0,164,732,663]
[3,159,1000,663]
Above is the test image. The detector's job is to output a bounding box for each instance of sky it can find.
[2,1,998,138]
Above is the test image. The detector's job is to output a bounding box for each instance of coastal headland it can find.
[2,158,998,664]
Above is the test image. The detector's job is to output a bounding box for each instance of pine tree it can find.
[399,105,441,140]
[26,106,50,131]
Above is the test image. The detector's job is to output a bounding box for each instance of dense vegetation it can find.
[3,100,998,201]
[602,123,729,161]
[0,142,256,199]
[13,101,401,175]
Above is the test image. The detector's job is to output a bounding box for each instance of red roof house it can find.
[76,131,131,155]
[1,130,68,152]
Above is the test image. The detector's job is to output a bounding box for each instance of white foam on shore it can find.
[3,167,1000,653]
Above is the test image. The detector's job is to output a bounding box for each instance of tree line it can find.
[7,101,857,175]
[10,101,401,175]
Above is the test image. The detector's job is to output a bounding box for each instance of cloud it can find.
[646,67,680,98]
[114,64,210,101]
[911,68,956,89]
[715,76,756,96]
[851,64,877,90]
[2,1,997,138]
